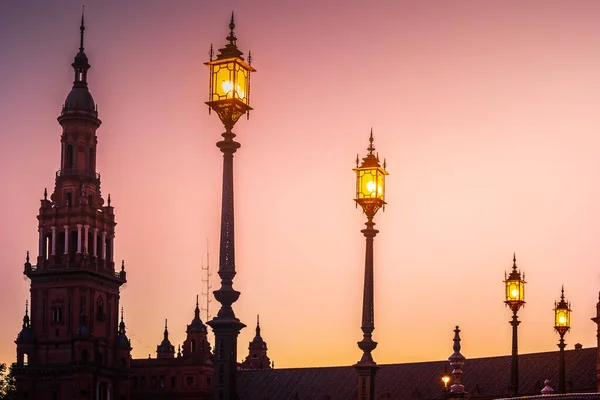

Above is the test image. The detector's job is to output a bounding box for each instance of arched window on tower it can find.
[191,339,196,353]
[96,298,105,322]
[23,353,28,366]
[76,146,86,172]
[65,145,73,169]
[69,231,78,260]
[45,235,50,260]
[89,148,95,172]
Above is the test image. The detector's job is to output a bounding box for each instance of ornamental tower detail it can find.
[14,15,130,400]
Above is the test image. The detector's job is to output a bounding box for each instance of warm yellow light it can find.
[220,80,246,100]
[442,376,450,384]
[207,58,253,106]
[511,288,518,298]
[366,180,382,196]
[559,315,566,324]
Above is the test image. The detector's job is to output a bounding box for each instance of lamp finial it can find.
[367,128,375,155]
[227,11,237,45]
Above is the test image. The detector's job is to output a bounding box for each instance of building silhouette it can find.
[11,15,600,400]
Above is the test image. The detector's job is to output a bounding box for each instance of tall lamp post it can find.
[353,131,388,400]
[204,13,255,400]
[504,253,526,397]
[554,286,571,394]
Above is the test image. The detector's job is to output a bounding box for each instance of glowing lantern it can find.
[504,254,526,312]
[206,57,253,106]
[442,373,451,390]
[205,14,256,127]
[554,287,571,336]
[354,131,388,217]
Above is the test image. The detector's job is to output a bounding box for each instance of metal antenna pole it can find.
[201,240,212,322]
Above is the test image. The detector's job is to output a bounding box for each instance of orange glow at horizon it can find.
[2,0,600,371]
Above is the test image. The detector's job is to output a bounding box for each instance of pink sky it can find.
[2,0,600,369]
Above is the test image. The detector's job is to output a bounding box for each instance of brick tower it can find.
[13,14,131,400]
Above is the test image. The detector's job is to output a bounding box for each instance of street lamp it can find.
[442,372,451,392]
[554,286,571,394]
[504,253,526,397]
[442,366,451,398]
[353,130,388,400]
[204,13,255,400]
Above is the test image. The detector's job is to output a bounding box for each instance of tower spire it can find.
[23,300,30,328]
[79,7,85,52]
[195,294,200,320]
[119,306,126,334]
[256,314,261,338]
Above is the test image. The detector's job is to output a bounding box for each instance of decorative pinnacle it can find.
[79,6,85,52]
[453,326,461,353]
[26,251,29,263]
[512,252,517,271]
[121,260,125,271]
[256,314,261,337]
[561,285,565,300]
[164,319,169,337]
[355,154,359,168]
[367,128,375,155]
[22,300,30,328]
[227,11,237,45]
[121,306,124,323]
[44,188,47,200]
[195,295,200,319]
[248,50,252,65]
[209,43,214,61]
[108,194,111,207]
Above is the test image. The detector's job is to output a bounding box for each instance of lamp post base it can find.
[207,317,246,400]
[354,363,379,400]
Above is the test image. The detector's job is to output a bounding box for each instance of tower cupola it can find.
[188,295,208,334]
[60,11,99,121]
[157,319,175,359]
[241,315,272,370]
[117,307,130,347]
[182,296,211,359]
[16,301,33,343]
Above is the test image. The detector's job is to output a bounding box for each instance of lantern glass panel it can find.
[555,308,570,328]
[234,63,249,104]
[505,280,524,303]
[357,168,385,201]
[211,62,235,101]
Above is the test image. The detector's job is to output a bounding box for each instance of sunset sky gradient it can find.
[2,0,600,370]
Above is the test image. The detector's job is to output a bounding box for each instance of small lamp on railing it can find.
[442,370,451,392]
